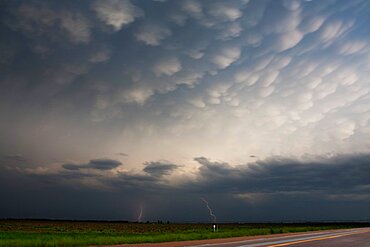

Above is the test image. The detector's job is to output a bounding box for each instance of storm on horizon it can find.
[1,0,370,222]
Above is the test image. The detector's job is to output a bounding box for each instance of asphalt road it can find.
[188,228,370,247]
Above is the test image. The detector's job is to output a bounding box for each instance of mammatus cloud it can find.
[319,20,354,45]
[153,57,182,76]
[208,3,242,22]
[300,16,325,34]
[11,3,92,44]
[211,46,241,69]
[59,11,91,44]
[338,40,367,55]
[275,30,303,52]
[92,0,143,31]
[1,0,367,165]
[1,0,370,221]
[89,48,111,63]
[122,87,154,105]
[181,0,203,20]
[217,22,243,40]
[135,23,172,46]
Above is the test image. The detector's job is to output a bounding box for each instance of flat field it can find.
[0,220,369,246]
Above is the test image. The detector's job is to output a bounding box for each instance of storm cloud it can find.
[192,154,370,200]
[2,153,370,221]
[1,0,370,221]
[143,161,179,177]
[62,159,122,171]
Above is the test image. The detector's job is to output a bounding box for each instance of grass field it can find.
[0,220,369,246]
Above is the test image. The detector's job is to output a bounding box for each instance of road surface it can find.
[108,228,370,247]
[188,228,370,247]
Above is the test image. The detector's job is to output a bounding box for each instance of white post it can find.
[213,224,216,232]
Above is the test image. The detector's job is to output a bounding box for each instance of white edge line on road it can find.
[187,228,369,247]
[239,229,370,247]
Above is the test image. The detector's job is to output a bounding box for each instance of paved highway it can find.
[188,228,370,247]
[107,228,370,247]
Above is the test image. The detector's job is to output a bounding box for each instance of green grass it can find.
[0,220,368,246]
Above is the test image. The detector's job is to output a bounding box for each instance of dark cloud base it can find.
[143,161,179,177]
[1,153,370,222]
[62,158,122,171]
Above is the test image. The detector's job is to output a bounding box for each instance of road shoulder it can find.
[98,228,365,247]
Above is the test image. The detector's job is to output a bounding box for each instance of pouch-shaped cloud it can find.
[338,40,367,55]
[181,0,203,19]
[275,30,303,52]
[59,11,91,43]
[209,3,243,22]
[13,3,92,44]
[135,23,172,46]
[122,87,154,105]
[89,49,111,63]
[153,57,182,76]
[92,0,143,31]
[212,47,241,69]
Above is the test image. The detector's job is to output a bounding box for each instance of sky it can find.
[1,0,370,222]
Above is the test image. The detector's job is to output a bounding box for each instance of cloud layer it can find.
[2,153,370,221]
[1,0,370,221]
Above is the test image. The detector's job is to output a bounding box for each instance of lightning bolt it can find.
[137,205,143,222]
[201,197,217,223]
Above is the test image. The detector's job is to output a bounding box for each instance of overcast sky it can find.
[1,0,370,222]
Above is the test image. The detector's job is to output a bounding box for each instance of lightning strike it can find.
[200,197,217,223]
